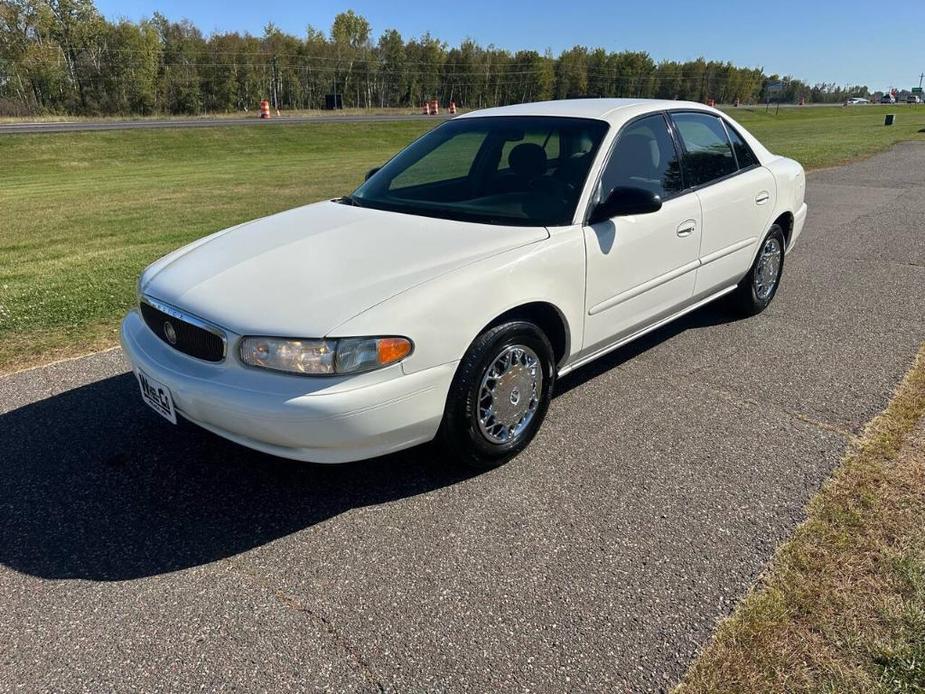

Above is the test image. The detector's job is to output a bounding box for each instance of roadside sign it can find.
[767,80,784,95]
[913,87,923,94]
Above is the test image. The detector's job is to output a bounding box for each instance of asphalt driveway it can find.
[1,143,924,692]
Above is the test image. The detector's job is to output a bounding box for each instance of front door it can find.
[582,113,702,355]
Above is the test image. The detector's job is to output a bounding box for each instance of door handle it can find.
[755,191,770,205]
[676,220,697,237]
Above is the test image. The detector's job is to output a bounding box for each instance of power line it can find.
[31,55,780,83]
[63,44,772,72]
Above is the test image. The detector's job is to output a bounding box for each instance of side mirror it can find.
[589,186,662,223]
[364,166,381,181]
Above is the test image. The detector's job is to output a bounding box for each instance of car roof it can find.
[454,97,777,166]
[455,98,714,125]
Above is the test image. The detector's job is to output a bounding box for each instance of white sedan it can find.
[122,98,807,468]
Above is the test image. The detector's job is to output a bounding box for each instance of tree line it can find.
[0,0,872,116]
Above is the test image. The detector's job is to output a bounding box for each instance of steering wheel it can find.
[529,175,573,200]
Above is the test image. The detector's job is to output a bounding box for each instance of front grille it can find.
[140,300,225,362]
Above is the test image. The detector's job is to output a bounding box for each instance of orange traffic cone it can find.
[449,101,457,114]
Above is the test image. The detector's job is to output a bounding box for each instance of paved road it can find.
[0,113,445,135]
[1,144,924,692]
[0,104,854,135]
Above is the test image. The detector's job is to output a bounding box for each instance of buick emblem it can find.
[163,321,178,345]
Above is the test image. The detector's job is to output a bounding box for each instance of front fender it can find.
[329,226,587,374]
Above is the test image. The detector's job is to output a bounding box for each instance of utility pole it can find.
[919,72,924,90]
[271,55,279,114]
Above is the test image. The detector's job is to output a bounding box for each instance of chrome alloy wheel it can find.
[477,345,543,445]
[754,236,783,301]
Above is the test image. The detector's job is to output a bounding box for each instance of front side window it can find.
[351,116,609,226]
[598,113,683,200]
[671,112,738,187]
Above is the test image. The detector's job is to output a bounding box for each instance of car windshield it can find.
[349,116,609,227]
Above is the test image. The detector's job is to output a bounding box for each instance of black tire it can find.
[438,321,556,470]
[730,224,786,316]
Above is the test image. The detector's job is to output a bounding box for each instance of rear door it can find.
[669,112,776,297]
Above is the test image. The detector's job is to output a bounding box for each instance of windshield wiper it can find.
[337,195,363,207]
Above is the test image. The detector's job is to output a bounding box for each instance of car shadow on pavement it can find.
[0,374,474,582]
[0,303,736,582]
[554,302,739,396]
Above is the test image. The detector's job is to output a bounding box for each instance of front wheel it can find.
[730,224,786,316]
[438,321,555,469]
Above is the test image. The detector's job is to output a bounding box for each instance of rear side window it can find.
[671,112,737,187]
[724,123,759,169]
[599,114,683,200]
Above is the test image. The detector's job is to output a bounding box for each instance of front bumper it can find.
[120,310,455,463]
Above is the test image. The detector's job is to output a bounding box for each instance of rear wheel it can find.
[730,224,786,316]
[438,321,555,469]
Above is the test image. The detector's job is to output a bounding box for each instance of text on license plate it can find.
[136,369,177,425]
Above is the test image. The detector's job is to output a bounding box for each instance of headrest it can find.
[508,143,547,178]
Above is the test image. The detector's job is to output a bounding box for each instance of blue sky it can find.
[95,0,925,90]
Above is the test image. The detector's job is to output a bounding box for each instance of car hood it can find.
[142,200,549,337]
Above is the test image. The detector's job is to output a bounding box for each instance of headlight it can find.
[239,336,412,375]
[136,261,157,304]
[135,271,147,304]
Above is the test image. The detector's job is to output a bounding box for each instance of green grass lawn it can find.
[0,121,433,372]
[1,104,924,373]
[723,103,925,170]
